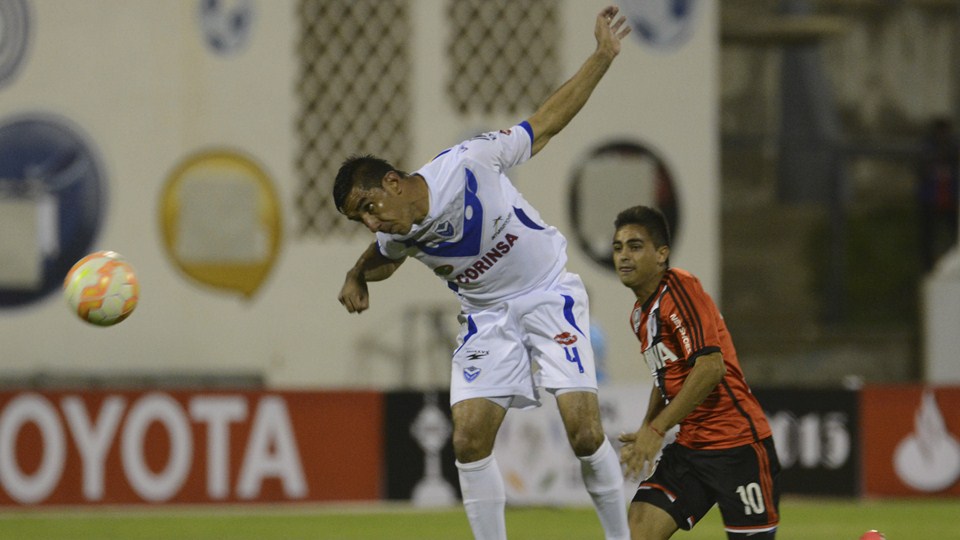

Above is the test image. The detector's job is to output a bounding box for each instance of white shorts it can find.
[450,271,598,409]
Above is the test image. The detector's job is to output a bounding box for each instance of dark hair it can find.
[332,155,398,213]
[614,205,671,248]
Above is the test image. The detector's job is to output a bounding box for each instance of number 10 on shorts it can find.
[736,483,766,515]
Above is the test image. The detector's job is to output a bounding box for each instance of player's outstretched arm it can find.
[338,242,405,314]
[651,352,726,432]
[527,5,631,156]
[619,386,666,479]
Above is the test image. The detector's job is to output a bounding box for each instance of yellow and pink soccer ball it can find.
[63,251,139,326]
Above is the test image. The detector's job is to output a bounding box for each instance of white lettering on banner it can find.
[0,394,65,504]
[62,395,126,500]
[122,393,193,502]
[190,396,247,499]
[767,411,850,469]
[237,397,307,499]
[0,392,308,504]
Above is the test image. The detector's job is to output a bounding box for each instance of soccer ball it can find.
[63,251,139,326]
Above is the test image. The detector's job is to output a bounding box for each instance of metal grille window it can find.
[296,0,410,237]
[446,0,560,115]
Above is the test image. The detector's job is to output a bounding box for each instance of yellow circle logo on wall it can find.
[160,150,281,298]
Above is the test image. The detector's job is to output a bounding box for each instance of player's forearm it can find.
[527,49,616,155]
[642,386,666,428]
[648,353,726,434]
[349,242,404,282]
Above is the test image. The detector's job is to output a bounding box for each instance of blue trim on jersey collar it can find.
[432,148,453,161]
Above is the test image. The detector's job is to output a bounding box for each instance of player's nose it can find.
[362,215,380,233]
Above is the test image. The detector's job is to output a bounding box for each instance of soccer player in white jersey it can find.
[335,6,631,540]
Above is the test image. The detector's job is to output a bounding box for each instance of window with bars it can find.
[295,0,559,237]
[296,0,411,237]
[446,0,560,116]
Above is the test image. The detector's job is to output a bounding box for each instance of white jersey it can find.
[376,121,567,312]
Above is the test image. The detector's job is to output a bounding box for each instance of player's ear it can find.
[657,245,670,265]
[381,170,402,194]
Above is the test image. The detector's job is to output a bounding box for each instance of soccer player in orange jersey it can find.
[613,206,781,539]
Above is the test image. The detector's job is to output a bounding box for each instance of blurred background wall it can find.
[2,0,959,392]
[0,0,718,389]
[719,0,959,387]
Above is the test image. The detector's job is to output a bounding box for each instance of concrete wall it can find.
[0,0,718,389]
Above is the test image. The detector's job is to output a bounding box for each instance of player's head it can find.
[333,155,421,235]
[333,155,396,213]
[614,205,671,248]
[612,205,671,294]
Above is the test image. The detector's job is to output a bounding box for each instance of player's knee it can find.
[628,502,678,540]
[452,431,493,463]
[568,424,605,456]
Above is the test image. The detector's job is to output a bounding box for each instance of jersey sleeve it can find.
[460,121,534,172]
[375,234,408,260]
[663,273,723,364]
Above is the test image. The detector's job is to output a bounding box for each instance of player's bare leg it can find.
[627,501,679,540]
[556,390,630,540]
[452,398,509,540]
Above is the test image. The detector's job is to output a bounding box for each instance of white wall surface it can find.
[0,0,718,389]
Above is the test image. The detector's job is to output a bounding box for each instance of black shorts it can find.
[631,436,781,535]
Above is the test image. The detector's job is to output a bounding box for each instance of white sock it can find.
[456,454,507,540]
[578,438,630,540]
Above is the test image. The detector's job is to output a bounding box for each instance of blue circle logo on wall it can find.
[621,0,699,50]
[0,115,106,308]
[198,0,255,56]
[0,0,31,89]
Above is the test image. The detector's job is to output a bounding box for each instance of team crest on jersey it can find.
[632,307,643,333]
[463,366,481,382]
[553,332,578,346]
[435,220,454,237]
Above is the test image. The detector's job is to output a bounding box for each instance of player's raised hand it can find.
[595,6,631,58]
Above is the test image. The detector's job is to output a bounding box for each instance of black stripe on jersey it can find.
[665,272,706,354]
[686,346,721,367]
[721,379,761,443]
[669,272,707,351]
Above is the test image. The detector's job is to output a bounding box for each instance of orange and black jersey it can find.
[630,268,771,450]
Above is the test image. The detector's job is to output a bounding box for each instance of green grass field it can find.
[0,497,956,539]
